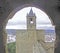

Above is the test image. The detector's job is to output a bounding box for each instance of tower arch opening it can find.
[5,7,55,53]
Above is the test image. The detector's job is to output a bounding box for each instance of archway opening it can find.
[5,7,55,53]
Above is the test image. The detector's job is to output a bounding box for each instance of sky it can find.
[6,7,55,29]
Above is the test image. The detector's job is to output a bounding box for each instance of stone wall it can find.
[16,29,54,53]
[16,30,37,53]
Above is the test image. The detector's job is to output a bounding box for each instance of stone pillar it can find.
[0,25,6,53]
[3,28,8,53]
[55,25,60,53]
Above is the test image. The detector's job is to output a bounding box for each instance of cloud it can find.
[6,7,53,29]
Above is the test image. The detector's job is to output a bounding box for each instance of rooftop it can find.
[27,8,35,16]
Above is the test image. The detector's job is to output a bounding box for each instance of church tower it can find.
[16,8,37,53]
[27,8,36,30]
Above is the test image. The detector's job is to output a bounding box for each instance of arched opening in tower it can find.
[5,7,56,53]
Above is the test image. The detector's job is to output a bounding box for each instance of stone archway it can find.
[6,5,54,53]
[0,0,60,53]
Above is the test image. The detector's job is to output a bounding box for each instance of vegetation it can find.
[7,42,16,53]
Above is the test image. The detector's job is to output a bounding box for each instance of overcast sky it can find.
[6,7,54,29]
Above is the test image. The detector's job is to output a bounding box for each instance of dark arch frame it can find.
[5,4,56,53]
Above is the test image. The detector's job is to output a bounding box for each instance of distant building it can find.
[6,29,16,43]
[45,29,56,42]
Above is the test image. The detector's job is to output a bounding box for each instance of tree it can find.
[7,42,16,53]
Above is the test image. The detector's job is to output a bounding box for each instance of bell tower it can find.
[27,8,36,30]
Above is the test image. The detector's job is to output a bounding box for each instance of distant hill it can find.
[6,28,55,36]
[6,29,16,35]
